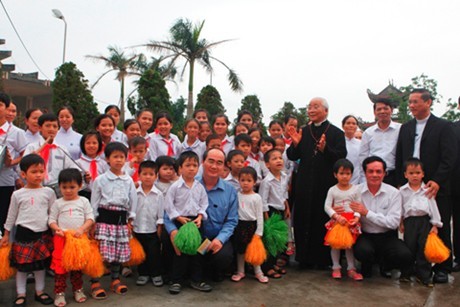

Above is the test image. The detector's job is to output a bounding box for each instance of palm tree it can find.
[145,18,243,117]
[87,46,141,122]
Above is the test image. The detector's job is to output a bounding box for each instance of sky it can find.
[1,0,459,127]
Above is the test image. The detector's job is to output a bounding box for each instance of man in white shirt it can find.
[358,101,401,186]
[350,156,412,278]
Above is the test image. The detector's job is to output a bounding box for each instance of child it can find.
[136,109,154,140]
[399,158,443,287]
[231,167,268,283]
[94,114,116,150]
[48,169,95,306]
[105,105,124,143]
[234,134,261,181]
[126,137,150,187]
[268,120,283,139]
[258,136,275,178]
[154,156,178,196]
[212,114,233,155]
[248,128,262,161]
[0,154,56,306]
[233,123,249,136]
[182,119,206,164]
[205,134,222,150]
[193,109,210,123]
[198,121,212,143]
[24,108,44,144]
[76,131,109,200]
[236,110,254,129]
[225,150,245,191]
[90,142,137,299]
[55,106,82,160]
[274,137,295,181]
[324,158,362,281]
[150,112,182,160]
[123,119,141,147]
[133,161,164,287]
[259,149,290,278]
[164,151,211,294]
[283,115,298,146]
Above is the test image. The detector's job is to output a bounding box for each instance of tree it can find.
[271,102,308,127]
[127,68,171,116]
[442,97,460,122]
[145,18,243,117]
[170,96,187,138]
[195,85,225,118]
[235,95,263,125]
[51,62,99,133]
[87,46,141,123]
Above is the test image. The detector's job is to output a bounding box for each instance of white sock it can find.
[34,270,46,293]
[345,249,356,270]
[16,271,27,295]
[331,249,341,269]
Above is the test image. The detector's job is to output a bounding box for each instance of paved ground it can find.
[0,264,458,307]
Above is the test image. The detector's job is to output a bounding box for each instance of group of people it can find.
[0,87,458,307]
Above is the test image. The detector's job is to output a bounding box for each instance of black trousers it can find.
[134,232,161,277]
[452,181,460,262]
[383,170,398,188]
[402,216,432,280]
[354,230,412,276]
[433,194,453,273]
[203,240,234,277]
[0,186,15,234]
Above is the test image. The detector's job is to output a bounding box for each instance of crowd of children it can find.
[0,91,451,307]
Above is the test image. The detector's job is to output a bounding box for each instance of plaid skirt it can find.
[234,220,257,254]
[95,223,130,263]
[10,226,53,272]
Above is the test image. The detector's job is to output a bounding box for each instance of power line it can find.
[0,0,50,79]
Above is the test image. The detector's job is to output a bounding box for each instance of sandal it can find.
[286,242,295,256]
[266,269,282,279]
[231,272,245,282]
[13,296,26,307]
[90,282,107,300]
[54,293,66,307]
[276,257,288,267]
[332,269,342,279]
[74,289,87,303]
[273,265,287,275]
[110,279,128,295]
[255,273,269,283]
[347,269,363,281]
[35,292,53,305]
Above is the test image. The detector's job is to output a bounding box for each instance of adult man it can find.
[164,148,238,291]
[451,97,460,272]
[287,97,347,268]
[395,89,457,283]
[358,100,401,186]
[351,156,412,278]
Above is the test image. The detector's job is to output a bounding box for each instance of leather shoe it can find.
[452,262,460,272]
[433,271,449,284]
[379,266,392,279]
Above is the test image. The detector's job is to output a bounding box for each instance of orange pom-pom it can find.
[245,235,267,266]
[0,244,16,281]
[126,237,145,266]
[425,233,450,264]
[325,223,354,249]
[62,231,91,271]
[82,240,105,278]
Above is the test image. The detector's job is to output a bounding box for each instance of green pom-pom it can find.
[263,214,289,257]
[174,222,202,255]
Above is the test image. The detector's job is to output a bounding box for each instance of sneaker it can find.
[152,276,164,287]
[122,267,133,277]
[332,269,342,279]
[168,283,181,295]
[136,276,149,286]
[190,281,213,292]
[347,269,363,281]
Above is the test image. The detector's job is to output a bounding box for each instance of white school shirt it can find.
[25,130,43,144]
[150,134,182,161]
[258,171,289,212]
[133,185,164,233]
[359,182,402,234]
[111,129,126,143]
[345,136,361,185]
[0,122,28,186]
[400,183,443,227]
[413,115,430,159]
[55,127,82,160]
[48,197,94,230]
[324,184,361,218]
[224,173,241,192]
[246,156,262,181]
[155,180,173,196]
[164,176,208,220]
[4,187,56,232]
[220,135,234,156]
[358,121,401,182]
[24,140,76,186]
[90,169,138,219]
[237,192,264,236]
[282,151,295,182]
[181,138,206,163]
[76,154,109,192]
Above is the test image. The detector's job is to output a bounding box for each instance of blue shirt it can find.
[164,177,238,244]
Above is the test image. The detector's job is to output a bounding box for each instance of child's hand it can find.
[3,149,12,167]
[284,207,291,219]
[84,172,91,184]
[15,178,24,190]
[89,224,96,238]
[430,226,438,234]
[0,234,9,246]
[157,225,163,239]
[348,217,359,226]
[264,212,269,220]
[193,216,202,228]
[73,228,84,238]
[177,216,191,225]
[55,229,65,237]
[170,230,181,256]
[127,219,133,236]
[336,215,347,226]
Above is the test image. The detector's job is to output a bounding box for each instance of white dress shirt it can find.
[224,173,240,191]
[164,176,208,220]
[181,138,206,163]
[55,127,82,160]
[258,171,289,212]
[0,122,28,186]
[76,154,110,192]
[133,185,164,233]
[400,182,442,227]
[150,134,182,161]
[25,130,43,144]
[345,136,361,184]
[413,115,430,159]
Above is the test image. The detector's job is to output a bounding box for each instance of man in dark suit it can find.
[395,88,457,283]
[450,97,460,272]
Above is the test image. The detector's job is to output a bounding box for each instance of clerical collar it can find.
[313,119,328,127]
[416,114,430,124]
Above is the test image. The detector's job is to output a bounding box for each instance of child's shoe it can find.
[255,273,269,284]
[347,269,363,281]
[73,289,87,303]
[152,276,164,287]
[121,266,133,277]
[169,283,181,295]
[110,279,128,295]
[231,272,245,282]
[54,293,66,307]
[136,276,149,286]
[286,242,295,256]
[332,269,342,279]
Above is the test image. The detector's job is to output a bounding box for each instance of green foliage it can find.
[235,95,263,125]
[271,102,308,127]
[127,69,171,116]
[195,85,225,118]
[170,96,187,138]
[442,98,460,122]
[51,62,99,133]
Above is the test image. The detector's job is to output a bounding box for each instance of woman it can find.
[55,106,82,160]
[342,115,361,184]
